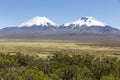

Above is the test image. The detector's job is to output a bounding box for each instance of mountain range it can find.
[0,16,120,39]
[1,16,119,33]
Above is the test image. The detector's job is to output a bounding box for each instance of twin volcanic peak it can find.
[18,16,107,27]
[1,16,119,33]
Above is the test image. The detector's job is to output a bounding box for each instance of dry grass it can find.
[0,40,120,57]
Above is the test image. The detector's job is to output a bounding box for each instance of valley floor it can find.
[0,39,120,58]
[0,39,120,80]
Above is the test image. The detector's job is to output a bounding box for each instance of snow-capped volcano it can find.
[64,16,106,27]
[58,16,119,32]
[18,16,56,27]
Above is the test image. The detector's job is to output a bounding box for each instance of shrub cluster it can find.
[0,52,120,80]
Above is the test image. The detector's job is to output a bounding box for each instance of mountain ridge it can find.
[0,16,120,33]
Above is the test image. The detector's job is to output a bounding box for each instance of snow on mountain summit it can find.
[64,16,106,27]
[18,16,56,27]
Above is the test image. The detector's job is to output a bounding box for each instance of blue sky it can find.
[0,0,120,29]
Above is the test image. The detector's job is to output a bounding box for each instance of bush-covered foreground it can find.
[0,53,120,80]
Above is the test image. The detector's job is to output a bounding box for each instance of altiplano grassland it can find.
[0,39,120,58]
